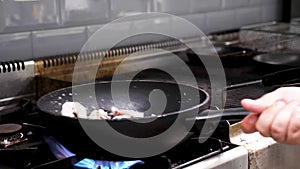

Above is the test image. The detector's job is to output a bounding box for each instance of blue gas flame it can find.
[74,158,143,169]
[44,135,143,169]
[43,135,75,159]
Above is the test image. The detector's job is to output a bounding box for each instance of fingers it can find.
[268,101,299,143]
[241,90,285,113]
[255,101,286,137]
[240,87,300,144]
[241,101,300,144]
[241,113,259,133]
[286,107,300,144]
[241,99,267,114]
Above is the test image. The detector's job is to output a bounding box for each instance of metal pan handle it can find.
[195,107,250,121]
[261,67,300,86]
[186,107,250,122]
[194,67,300,123]
[226,67,300,90]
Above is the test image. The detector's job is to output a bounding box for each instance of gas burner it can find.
[0,123,28,148]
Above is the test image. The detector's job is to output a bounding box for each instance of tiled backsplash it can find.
[60,0,110,26]
[0,0,282,61]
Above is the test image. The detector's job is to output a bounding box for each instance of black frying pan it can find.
[37,81,208,159]
[253,53,300,67]
[37,67,300,159]
[37,81,249,159]
[186,44,255,63]
[38,81,209,136]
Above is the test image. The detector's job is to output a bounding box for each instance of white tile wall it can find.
[222,0,249,9]
[191,0,222,13]
[0,32,32,61]
[263,0,281,5]
[206,10,237,33]
[131,16,173,36]
[86,22,129,50]
[181,13,207,33]
[111,0,153,18]
[87,17,173,50]
[262,5,282,22]
[0,4,4,32]
[0,0,283,61]
[87,24,103,38]
[0,0,60,33]
[153,0,191,15]
[249,0,262,6]
[60,0,110,26]
[236,7,262,27]
[32,27,87,58]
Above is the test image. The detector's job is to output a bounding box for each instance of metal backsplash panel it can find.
[0,61,35,100]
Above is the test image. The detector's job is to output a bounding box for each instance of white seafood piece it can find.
[111,106,144,118]
[61,102,87,118]
[98,109,111,119]
[110,106,120,116]
[88,110,101,119]
[112,114,131,120]
[118,109,144,118]
[88,109,110,120]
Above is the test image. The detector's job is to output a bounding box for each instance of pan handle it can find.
[185,107,251,122]
[192,107,251,121]
[226,67,300,90]
[261,67,300,86]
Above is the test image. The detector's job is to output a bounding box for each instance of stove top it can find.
[114,56,275,108]
[0,98,241,168]
[0,100,240,169]
[0,50,282,169]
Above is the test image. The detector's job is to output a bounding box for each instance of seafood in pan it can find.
[61,102,144,120]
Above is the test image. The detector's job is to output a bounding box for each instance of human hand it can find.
[241,87,300,144]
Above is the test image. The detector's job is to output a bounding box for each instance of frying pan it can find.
[212,44,254,57]
[186,44,255,63]
[38,81,210,139]
[37,81,249,159]
[253,53,300,67]
[37,68,300,159]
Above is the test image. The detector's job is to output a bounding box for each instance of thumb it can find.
[241,89,286,113]
[241,99,269,113]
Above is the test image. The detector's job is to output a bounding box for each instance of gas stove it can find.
[0,48,254,169]
[0,98,248,169]
[0,37,267,169]
[2,28,300,169]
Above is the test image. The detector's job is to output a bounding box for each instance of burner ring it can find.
[0,123,22,135]
[0,124,27,148]
[0,132,24,144]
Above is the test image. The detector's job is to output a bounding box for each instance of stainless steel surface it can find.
[36,39,185,69]
[248,143,300,169]
[34,38,186,79]
[230,122,300,169]
[0,61,35,100]
[184,146,248,169]
[208,30,240,46]
[239,22,300,54]
[34,37,216,85]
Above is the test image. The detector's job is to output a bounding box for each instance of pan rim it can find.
[253,53,300,66]
[37,80,210,121]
